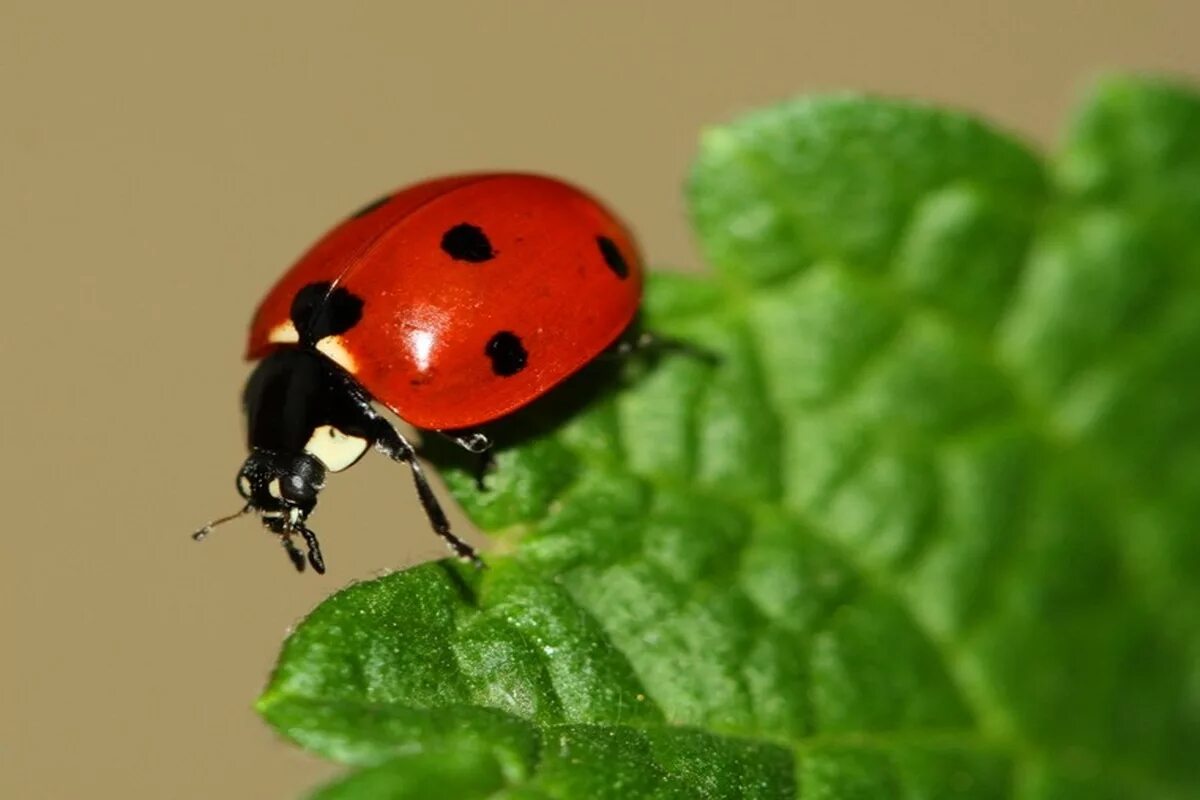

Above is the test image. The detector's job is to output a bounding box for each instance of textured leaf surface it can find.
[261,76,1200,799]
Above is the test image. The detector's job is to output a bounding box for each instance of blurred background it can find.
[2,1,1197,797]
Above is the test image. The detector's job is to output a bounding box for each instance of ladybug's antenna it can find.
[191,504,252,541]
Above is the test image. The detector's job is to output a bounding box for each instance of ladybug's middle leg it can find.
[440,430,492,453]
[436,430,495,491]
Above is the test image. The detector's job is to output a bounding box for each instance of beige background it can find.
[2,2,1197,797]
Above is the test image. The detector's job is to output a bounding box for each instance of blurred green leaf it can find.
[261,76,1200,799]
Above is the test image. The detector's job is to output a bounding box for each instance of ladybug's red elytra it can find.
[192,173,644,574]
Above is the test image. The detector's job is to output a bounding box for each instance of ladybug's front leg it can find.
[279,534,308,573]
[369,417,485,568]
[333,372,484,567]
[298,525,326,574]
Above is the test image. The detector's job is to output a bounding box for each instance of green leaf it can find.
[260,76,1200,799]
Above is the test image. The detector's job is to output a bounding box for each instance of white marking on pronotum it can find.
[268,321,300,344]
[315,336,358,374]
[304,425,369,472]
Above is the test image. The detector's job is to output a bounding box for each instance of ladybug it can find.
[192,173,643,574]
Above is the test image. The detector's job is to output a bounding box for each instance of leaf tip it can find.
[253,688,278,719]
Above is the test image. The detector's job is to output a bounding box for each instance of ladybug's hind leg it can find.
[607,328,720,366]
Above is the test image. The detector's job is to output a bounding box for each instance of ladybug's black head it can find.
[190,449,330,573]
[192,345,378,575]
[236,449,326,524]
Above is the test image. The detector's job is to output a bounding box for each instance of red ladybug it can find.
[192,173,643,574]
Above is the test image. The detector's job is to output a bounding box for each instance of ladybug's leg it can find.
[298,525,326,574]
[280,535,307,573]
[331,372,485,567]
[471,449,496,491]
[440,430,493,453]
[610,330,655,357]
[607,329,720,365]
[371,418,485,568]
[436,430,496,491]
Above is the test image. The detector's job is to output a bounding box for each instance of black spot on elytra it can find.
[441,223,495,262]
[349,194,391,220]
[485,331,527,377]
[291,282,364,344]
[596,236,629,279]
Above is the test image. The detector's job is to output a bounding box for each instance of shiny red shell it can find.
[246,173,644,430]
